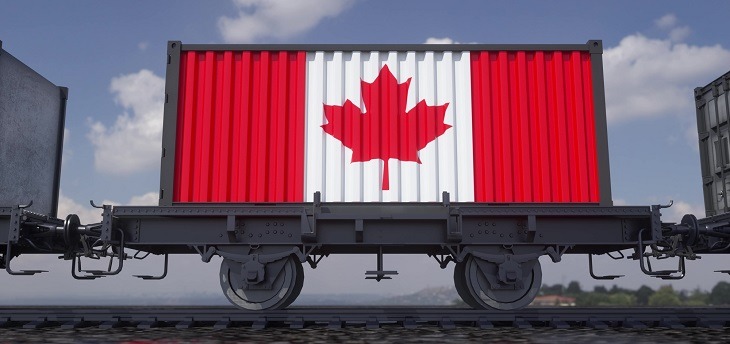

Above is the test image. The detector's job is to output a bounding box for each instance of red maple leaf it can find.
[321,65,451,190]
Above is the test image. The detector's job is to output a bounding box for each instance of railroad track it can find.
[0,306,729,329]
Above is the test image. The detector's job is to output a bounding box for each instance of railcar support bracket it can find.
[4,242,47,276]
[429,253,454,269]
[365,246,398,281]
[588,254,624,280]
[635,228,687,280]
[134,254,169,280]
[193,245,217,263]
[306,253,328,269]
[300,192,321,242]
[4,203,48,275]
[71,229,125,280]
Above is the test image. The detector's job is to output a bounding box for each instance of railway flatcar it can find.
[1,39,729,311]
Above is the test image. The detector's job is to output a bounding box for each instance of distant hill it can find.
[373,286,460,306]
[0,293,230,306]
[294,287,461,306]
[292,293,384,306]
[0,287,461,307]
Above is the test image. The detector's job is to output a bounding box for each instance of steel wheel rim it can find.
[454,260,481,308]
[220,256,301,310]
[465,257,542,310]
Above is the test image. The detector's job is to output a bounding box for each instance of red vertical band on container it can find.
[510,53,523,202]
[218,51,234,202]
[238,52,253,202]
[581,53,599,202]
[535,52,551,202]
[516,51,532,202]
[173,50,307,203]
[210,54,222,202]
[471,51,486,199]
[471,51,599,203]
[230,53,243,202]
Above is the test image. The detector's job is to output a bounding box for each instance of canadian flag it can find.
[172,50,599,204]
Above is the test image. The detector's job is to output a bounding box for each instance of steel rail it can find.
[0,306,728,329]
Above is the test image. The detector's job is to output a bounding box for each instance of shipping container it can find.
[696,70,730,217]
[159,41,612,206]
[0,40,67,216]
[5,40,698,313]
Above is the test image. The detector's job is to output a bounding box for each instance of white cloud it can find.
[613,198,628,206]
[129,192,159,206]
[57,191,159,223]
[61,128,71,167]
[604,33,730,124]
[664,200,705,223]
[654,13,677,30]
[424,37,479,44]
[88,70,165,175]
[57,192,107,224]
[685,121,700,151]
[669,26,691,43]
[138,41,149,51]
[218,0,355,43]
[653,13,690,43]
[425,37,456,44]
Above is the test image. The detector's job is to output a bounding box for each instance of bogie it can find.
[462,256,542,310]
[219,255,304,310]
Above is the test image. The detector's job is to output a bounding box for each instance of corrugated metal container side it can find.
[695,70,730,217]
[0,40,68,217]
[305,51,474,202]
[470,51,599,203]
[173,51,306,203]
[159,41,612,205]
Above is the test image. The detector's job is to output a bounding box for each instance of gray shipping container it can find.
[696,70,730,217]
[0,40,67,216]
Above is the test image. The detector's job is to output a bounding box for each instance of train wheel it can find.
[453,260,480,308]
[463,256,541,310]
[220,255,304,310]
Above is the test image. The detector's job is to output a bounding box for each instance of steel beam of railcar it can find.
[108,204,656,254]
[0,207,10,246]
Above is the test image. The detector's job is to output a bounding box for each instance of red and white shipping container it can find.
[159,41,612,206]
[9,40,709,313]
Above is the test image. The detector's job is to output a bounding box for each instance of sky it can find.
[2,0,730,303]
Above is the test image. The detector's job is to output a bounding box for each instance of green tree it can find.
[684,288,708,306]
[608,293,637,306]
[648,285,681,306]
[709,281,730,305]
[576,292,610,306]
[541,284,564,296]
[678,290,688,302]
[609,285,632,295]
[566,281,582,295]
[635,285,654,306]
[593,286,608,294]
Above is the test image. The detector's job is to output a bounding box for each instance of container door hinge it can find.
[447,212,462,242]
[226,215,238,242]
[301,200,316,242]
[525,215,538,242]
[695,88,706,107]
[355,219,364,243]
